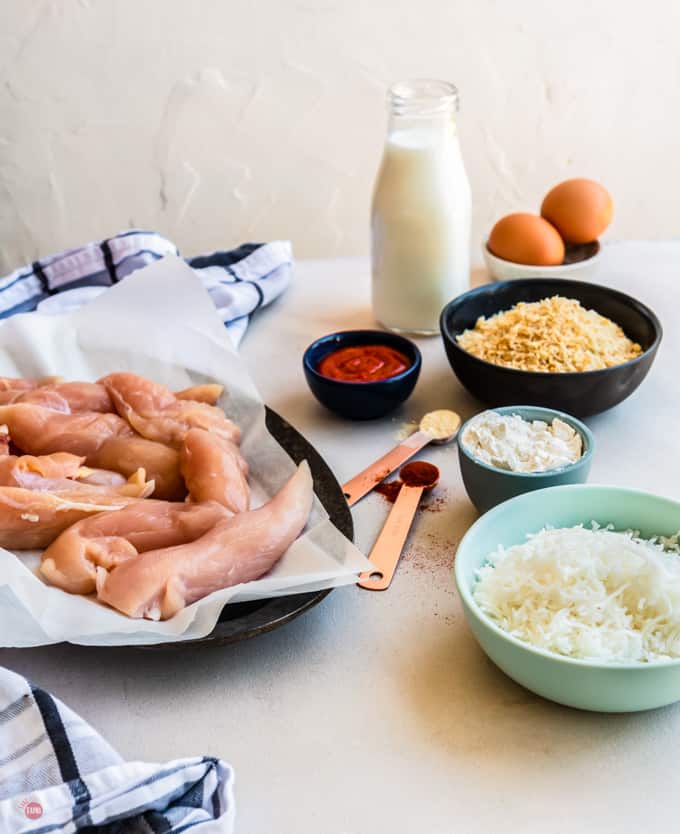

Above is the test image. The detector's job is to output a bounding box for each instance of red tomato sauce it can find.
[317,344,411,383]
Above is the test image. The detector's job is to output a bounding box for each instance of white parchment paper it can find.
[0,256,371,647]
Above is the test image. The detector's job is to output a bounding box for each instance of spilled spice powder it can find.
[374,480,403,503]
[422,492,448,513]
[372,468,392,485]
[402,529,457,573]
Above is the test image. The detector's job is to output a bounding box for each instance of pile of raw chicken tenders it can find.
[0,373,313,621]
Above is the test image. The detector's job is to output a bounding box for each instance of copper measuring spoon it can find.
[357,460,440,591]
[342,410,459,507]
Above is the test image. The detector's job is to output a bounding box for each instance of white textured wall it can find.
[1,0,678,271]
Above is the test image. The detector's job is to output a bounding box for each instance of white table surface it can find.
[1,241,679,834]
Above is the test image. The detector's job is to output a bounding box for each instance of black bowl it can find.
[440,278,662,417]
[303,329,421,420]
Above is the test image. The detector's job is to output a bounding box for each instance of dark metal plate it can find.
[147,407,353,649]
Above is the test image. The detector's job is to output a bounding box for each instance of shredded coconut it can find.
[461,410,582,473]
[473,525,680,662]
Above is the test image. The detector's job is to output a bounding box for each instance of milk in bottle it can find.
[371,80,471,334]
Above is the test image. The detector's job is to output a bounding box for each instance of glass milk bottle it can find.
[371,80,471,334]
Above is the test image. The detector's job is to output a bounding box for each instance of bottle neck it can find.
[387,110,458,139]
[386,79,459,140]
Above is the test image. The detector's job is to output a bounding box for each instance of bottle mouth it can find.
[388,79,459,116]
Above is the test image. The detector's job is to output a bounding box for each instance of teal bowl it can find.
[458,406,594,514]
[455,484,680,712]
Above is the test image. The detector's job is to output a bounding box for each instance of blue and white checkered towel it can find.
[0,231,292,347]
[0,667,235,833]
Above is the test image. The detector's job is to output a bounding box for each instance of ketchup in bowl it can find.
[303,329,421,419]
[317,345,411,383]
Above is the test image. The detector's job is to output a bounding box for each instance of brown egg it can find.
[541,178,613,244]
[487,213,565,266]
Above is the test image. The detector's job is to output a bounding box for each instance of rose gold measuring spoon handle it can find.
[357,483,424,591]
[342,431,431,507]
[342,410,461,507]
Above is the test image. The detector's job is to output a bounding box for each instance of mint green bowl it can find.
[455,485,680,712]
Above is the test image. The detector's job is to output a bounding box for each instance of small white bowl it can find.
[483,240,602,282]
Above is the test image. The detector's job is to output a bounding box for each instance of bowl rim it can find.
[440,277,663,380]
[454,482,680,670]
[457,405,594,479]
[302,329,422,387]
[482,240,601,271]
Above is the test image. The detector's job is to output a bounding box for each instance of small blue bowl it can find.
[458,405,594,513]
[303,330,421,420]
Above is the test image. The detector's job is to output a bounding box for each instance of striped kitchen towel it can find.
[0,230,293,347]
[0,666,235,833]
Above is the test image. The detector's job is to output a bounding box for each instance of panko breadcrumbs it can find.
[456,295,642,373]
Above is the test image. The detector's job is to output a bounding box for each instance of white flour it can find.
[461,410,582,473]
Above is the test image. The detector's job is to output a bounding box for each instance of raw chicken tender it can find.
[175,384,224,405]
[41,499,227,594]
[3,390,70,412]
[0,376,62,394]
[0,451,85,487]
[88,435,185,501]
[0,431,125,490]
[96,462,313,620]
[0,404,133,457]
[180,428,249,513]
[0,471,153,550]
[100,373,240,447]
[18,382,113,413]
